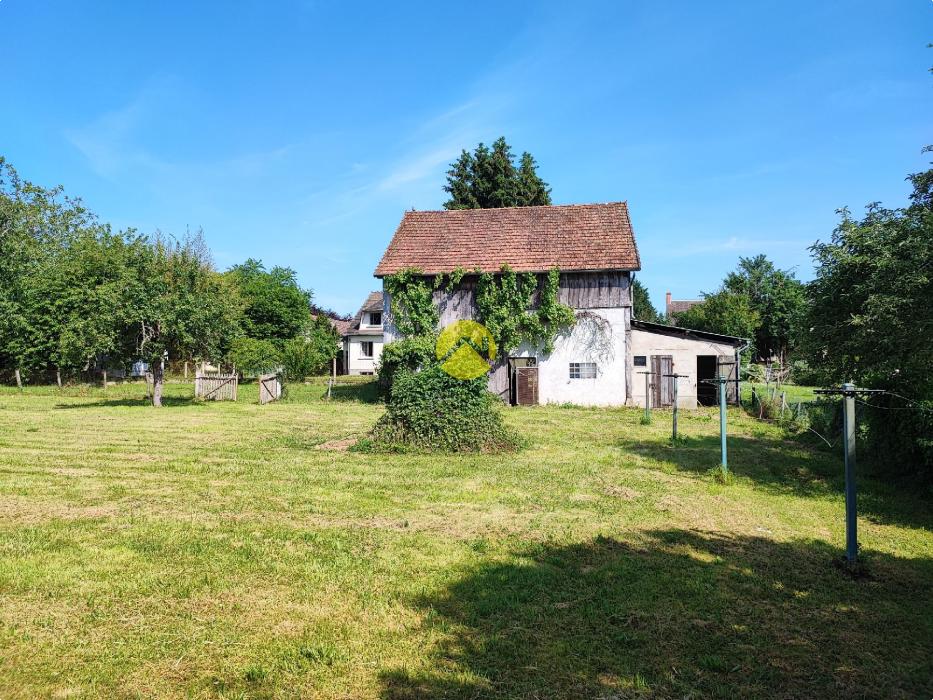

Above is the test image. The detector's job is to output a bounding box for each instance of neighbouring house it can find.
[665,291,701,323]
[374,202,746,407]
[341,291,385,375]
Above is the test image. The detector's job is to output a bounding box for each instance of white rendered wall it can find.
[345,335,384,375]
[629,329,737,408]
[512,307,628,406]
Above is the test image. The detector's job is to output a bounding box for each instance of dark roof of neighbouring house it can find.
[310,314,354,338]
[631,319,747,347]
[667,299,701,315]
[347,291,384,334]
[374,202,641,276]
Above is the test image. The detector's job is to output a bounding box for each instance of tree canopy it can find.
[443,137,551,210]
[800,157,933,477]
[225,258,312,340]
[723,255,805,362]
[632,279,663,323]
[0,156,338,401]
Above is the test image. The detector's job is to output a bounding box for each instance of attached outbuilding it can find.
[630,320,746,408]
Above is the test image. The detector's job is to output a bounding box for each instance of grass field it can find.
[0,381,930,699]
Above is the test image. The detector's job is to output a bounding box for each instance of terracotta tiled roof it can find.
[374,202,640,276]
[348,291,384,333]
[668,299,701,314]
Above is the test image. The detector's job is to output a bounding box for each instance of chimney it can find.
[665,291,672,315]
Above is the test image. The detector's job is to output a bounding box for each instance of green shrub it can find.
[367,365,523,452]
[228,337,281,376]
[281,337,326,381]
[376,335,436,396]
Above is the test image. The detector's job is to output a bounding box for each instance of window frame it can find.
[569,362,597,379]
[368,311,382,327]
[634,355,647,367]
[360,341,374,358]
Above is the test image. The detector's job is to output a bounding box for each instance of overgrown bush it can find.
[376,335,437,396]
[365,365,523,452]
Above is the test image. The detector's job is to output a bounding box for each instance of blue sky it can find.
[3,1,930,315]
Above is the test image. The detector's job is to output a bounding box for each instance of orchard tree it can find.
[802,156,933,477]
[674,290,759,358]
[128,234,240,406]
[0,158,97,384]
[443,137,551,210]
[225,258,312,340]
[723,255,805,362]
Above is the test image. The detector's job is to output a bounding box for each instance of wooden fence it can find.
[259,373,282,405]
[195,372,238,401]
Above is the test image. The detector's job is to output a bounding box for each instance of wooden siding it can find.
[557,272,631,309]
[428,271,632,329]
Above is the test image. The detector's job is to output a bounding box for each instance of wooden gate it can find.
[195,372,238,401]
[515,367,539,406]
[651,355,674,407]
[259,372,282,405]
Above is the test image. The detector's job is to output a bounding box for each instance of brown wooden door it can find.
[651,355,674,407]
[516,367,539,406]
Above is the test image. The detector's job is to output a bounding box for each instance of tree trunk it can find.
[56,368,62,388]
[14,368,22,389]
[102,369,108,389]
[152,365,164,407]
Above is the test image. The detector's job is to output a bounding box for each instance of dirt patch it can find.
[603,484,641,500]
[316,438,356,451]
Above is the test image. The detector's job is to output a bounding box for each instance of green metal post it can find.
[842,382,857,563]
[672,379,679,439]
[644,372,651,420]
[719,377,728,471]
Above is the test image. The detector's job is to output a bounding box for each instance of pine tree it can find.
[443,137,551,209]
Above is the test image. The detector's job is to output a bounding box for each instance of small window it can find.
[569,362,597,379]
[360,341,374,358]
[634,355,647,367]
[369,312,382,326]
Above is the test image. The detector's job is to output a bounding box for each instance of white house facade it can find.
[342,291,385,375]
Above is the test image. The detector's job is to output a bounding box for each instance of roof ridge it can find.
[403,201,628,216]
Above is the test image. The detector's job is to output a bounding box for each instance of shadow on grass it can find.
[53,395,200,409]
[381,529,933,699]
[325,380,382,404]
[620,432,933,531]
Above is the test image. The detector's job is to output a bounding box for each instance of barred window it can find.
[569,362,597,379]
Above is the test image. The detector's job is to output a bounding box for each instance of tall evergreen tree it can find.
[631,279,663,323]
[443,137,551,209]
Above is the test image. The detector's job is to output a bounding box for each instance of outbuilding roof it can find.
[374,202,641,276]
[631,319,747,347]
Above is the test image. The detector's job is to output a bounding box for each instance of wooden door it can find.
[515,367,539,406]
[651,355,674,407]
[718,355,738,404]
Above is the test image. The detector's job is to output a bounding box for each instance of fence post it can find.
[56,368,62,388]
[719,375,728,471]
[102,369,107,390]
[842,382,857,564]
[14,368,22,389]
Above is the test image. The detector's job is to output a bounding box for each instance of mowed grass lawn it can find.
[0,381,930,699]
